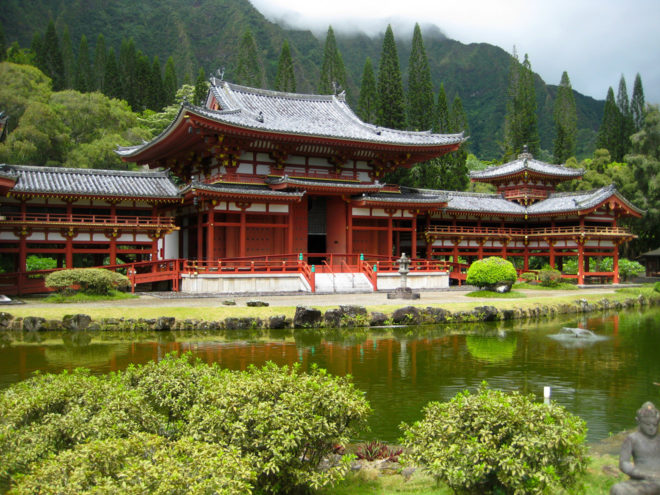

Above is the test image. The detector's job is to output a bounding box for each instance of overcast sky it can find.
[249,0,660,104]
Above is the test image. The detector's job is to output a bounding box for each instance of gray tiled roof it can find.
[117,81,465,158]
[527,185,643,215]
[1,164,180,198]
[265,176,384,191]
[470,152,584,180]
[356,191,449,205]
[184,181,305,199]
[445,190,527,214]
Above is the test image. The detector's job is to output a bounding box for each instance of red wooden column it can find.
[196,206,203,261]
[109,203,117,265]
[549,241,555,268]
[613,242,620,284]
[577,240,585,285]
[411,214,417,259]
[288,205,295,253]
[425,215,432,260]
[386,214,393,257]
[206,207,215,261]
[239,207,247,257]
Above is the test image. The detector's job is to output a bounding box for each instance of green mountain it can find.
[1,0,604,159]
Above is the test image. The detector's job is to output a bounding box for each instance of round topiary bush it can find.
[45,268,130,295]
[400,383,588,494]
[466,257,517,291]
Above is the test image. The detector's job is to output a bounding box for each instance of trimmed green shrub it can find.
[520,272,537,282]
[10,434,255,495]
[538,268,562,287]
[45,268,130,295]
[0,370,160,484]
[655,281,660,293]
[400,383,588,494]
[466,257,517,290]
[26,255,57,272]
[619,258,645,281]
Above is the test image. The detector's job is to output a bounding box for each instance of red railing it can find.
[426,225,634,238]
[0,213,176,229]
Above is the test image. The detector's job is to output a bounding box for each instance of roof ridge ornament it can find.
[518,144,533,160]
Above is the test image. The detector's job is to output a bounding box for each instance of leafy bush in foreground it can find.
[1,354,371,494]
[400,383,588,494]
[45,268,130,295]
[655,281,660,293]
[466,257,518,290]
[10,434,255,495]
[520,272,537,283]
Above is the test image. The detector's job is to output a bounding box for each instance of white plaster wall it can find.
[181,273,311,293]
[376,272,449,290]
[164,231,179,259]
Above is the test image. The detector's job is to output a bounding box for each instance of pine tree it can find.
[318,26,347,95]
[597,87,624,161]
[31,32,44,69]
[434,83,449,133]
[134,51,152,110]
[552,71,577,163]
[75,35,92,92]
[235,29,266,88]
[0,23,5,62]
[60,27,75,89]
[41,21,65,90]
[617,75,634,157]
[503,51,538,158]
[94,34,107,92]
[274,40,296,92]
[357,57,377,123]
[150,56,166,110]
[194,68,209,106]
[631,73,645,132]
[407,24,434,131]
[163,56,178,105]
[445,94,469,190]
[377,25,406,130]
[119,38,138,108]
[104,47,121,99]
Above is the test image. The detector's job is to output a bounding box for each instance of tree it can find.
[553,71,577,163]
[40,21,65,90]
[194,68,208,106]
[357,57,377,123]
[163,56,178,105]
[104,47,121,99]
[118,38,138,108]
[149,56,165,111]
[434,83,449,133]
[0,23,5,62]
[597,87,624,161]
[60,27,75,89]
[274,40,295,92]
[377,25,406,130]
[617,75,634,157]
[503,51,538,158]
[407,24,434,131]
[318,26,346,96]
[94,34,107,92]
[75,35,92,93]
[235,29,265,88]
[631,73,645,132]
[0,62,52,133]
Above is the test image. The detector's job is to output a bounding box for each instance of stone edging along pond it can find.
[1,292,659,333]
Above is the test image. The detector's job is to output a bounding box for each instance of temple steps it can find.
[314,272,375,293]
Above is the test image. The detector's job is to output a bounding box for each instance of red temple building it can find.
[0,80,643,294]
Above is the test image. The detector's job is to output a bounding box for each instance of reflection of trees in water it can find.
[465,334,518,363]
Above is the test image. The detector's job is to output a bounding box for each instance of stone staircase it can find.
[314,272,374,293]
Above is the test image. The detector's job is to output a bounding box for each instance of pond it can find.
[1,306,659,443]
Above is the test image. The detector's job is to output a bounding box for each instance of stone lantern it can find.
[387,252,420,300]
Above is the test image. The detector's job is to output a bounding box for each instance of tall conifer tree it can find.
[41,21,65,90]
[597,87,624,161]
[377,25,406,130]
[60,26,75,89]
[503,51,538,158]
[194,68,209,106]
[552,71,577,163]
[31,32,44,69]
[445,94,469,190]
[318,26,347,95]
[150,56,166,110]
[94,34,107,92]
[235,29,266,88]
[119,38,138,108]
[104,48,121,99]
[275,40,296,92]
[163,57,178,105]
[407,24,434,131]
[434,83,449,133]
[75,35,92,92]
[631,73,645,132]
[617,75,634,157]
[0,23,5,62]
[357,57,377,123]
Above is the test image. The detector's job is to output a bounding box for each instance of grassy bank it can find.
[4,286,657,323]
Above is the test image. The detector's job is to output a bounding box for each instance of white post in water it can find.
[543,386,551,405]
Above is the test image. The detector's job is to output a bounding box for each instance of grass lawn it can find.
[514,281,579,290]
[465,289,526,298]
[42,290,138,303]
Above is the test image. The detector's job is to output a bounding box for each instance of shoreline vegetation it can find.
[1,286,658,332]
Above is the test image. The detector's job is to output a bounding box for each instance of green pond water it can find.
[1,306,659,444]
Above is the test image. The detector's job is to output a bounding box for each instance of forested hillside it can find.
[1,0,603,159]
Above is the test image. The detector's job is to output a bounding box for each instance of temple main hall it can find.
[0,79,642,294]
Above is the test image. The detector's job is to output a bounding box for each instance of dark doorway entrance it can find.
[307,197,326,265]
